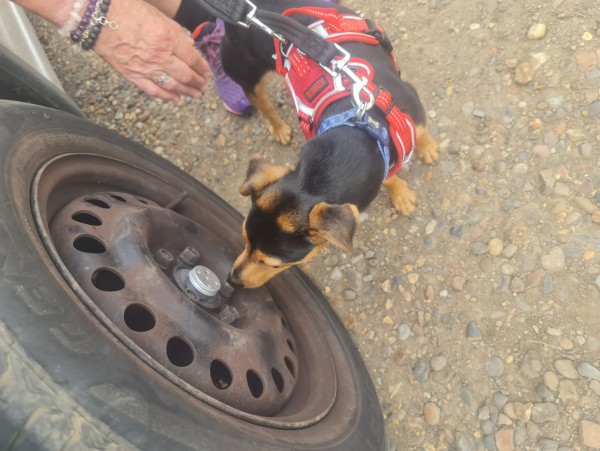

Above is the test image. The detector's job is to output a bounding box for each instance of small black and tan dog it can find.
[221,0,439,288]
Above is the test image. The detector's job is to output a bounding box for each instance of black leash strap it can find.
[191,0,343,66]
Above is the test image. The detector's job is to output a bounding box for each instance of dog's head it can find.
[229,155,360,288]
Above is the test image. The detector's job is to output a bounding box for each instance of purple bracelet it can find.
[70,0,99,44]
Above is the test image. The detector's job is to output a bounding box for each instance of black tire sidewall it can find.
[0,101,385,451]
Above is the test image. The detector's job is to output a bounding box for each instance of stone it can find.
[538,438,559,451]
[538,169,555,194]
[397,324,411,341]
[553,359,578,379]
[531,403,560,423]
[580,420,600,448]
[431,355,448,371]
[541,247,566,272]
[466,322,482,340]
[423,402,441,425]
[544,371,559,391]
[527,23,547,40]
[577,362,600,381]
[412,360,430,382]
[521,350,543,379]
[514,62,532,85]
[558,379,578,404]
[496,427,514,451]
[513,402,533,422]
[486,357,505,377]
[492,391,509,409]
[452,276,467,291]
[488,238,504,256]
[575,196,598,214]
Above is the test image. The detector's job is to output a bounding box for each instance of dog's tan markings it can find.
[276,210,299,233]
[239,155,290,197]
[256,190,279,211]
[415,124,439,165]
[308,202,360,252]
[383,176,417,215]
[246,75,292,145]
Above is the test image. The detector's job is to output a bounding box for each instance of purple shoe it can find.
[194,20,253,116]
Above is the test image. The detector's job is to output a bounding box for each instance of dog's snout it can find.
[227,271,244,289]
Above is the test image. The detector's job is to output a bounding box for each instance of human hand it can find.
[93,0,210,101]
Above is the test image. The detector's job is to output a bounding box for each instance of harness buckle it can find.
[319,44,375,119]
[239,0,286,42]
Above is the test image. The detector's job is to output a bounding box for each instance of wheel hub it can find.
[50,191,298,416]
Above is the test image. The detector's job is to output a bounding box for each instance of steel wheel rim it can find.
[30,148,337,429]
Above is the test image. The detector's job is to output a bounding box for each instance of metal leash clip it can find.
[321,44,375,119]
[237,0,286,43]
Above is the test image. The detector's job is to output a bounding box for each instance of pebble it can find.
[485,357,504,377]
[577,362,600,381]
[412,360,430,382]
[452,276,466,291]
[423,402,441,425]
[544,371,559,391]
[514,62,533,85]
[397,324,411,341]
[521,350,543,379]
[541,247,566,272]
[495,427,514,451]
[492,391,509,409]
[431,355,448,371]
[466,322,482,340]
[503,244,518,258]
[538,438,559,451]
[580,420,600,448]
[531,403,560,423]
[553,359,578,379]
[574,196,597,214]
[488,238,504,256]
[558,379,578,404]
[527,23,547,40]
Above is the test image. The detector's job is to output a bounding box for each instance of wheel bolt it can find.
[154,248,174,269]
[180,246,200,266]
[219,305,240,325]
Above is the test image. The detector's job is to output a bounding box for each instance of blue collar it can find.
[317,108,391,180]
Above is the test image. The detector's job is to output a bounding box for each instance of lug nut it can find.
[219,305,240,325]
[180,246,200,266]
[154,248,174,269]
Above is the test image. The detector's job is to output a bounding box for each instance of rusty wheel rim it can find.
[31,150,337,428]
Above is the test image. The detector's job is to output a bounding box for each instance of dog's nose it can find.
[227,272,244,289]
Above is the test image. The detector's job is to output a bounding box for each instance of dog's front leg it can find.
[246,75,292,145]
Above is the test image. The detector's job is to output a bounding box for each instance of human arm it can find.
[11,0,210,101]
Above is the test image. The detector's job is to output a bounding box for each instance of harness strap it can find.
[318,108,392,179]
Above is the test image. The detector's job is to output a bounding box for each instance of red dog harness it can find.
[273,7,416,180]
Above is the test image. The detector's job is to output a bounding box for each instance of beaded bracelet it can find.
[58,0,86,37]
[81,0,118,50]
[61,0,118,51]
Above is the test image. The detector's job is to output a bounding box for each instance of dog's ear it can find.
[308,202,360,252]
[239,155,290,197]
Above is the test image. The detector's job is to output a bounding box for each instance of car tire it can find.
[0,101,386,451]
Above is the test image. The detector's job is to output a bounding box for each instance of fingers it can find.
[90,0,211,102]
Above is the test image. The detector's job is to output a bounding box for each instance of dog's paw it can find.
[416,140,439,165]
[384,177,417,216]
[391,187,417,215]
[269,122,292,145]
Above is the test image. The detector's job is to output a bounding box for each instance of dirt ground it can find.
[32,0,600,449]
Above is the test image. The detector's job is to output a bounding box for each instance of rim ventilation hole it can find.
[271,368,284,393]
[109,194,127,202]
[85,198,110,209]
[246,370,264,398]
[210,360,232,389]
[166,337,194,367]
[284,356,295,377]
[72,212,102,226]
[287,339,295,354]
[73,236,106,254]
[124,304,156,332]
[91,268,125,291]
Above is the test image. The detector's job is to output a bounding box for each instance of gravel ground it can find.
[31,0,600,449]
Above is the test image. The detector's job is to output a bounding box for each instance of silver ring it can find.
[156,73,170,87]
